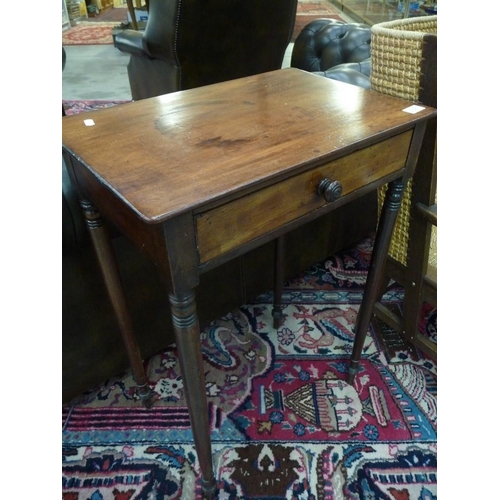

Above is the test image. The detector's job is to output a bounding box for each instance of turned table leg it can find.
[272,235,286,329]
[347,179,405,385]
[80,199,154,407]
[169,291,217,498]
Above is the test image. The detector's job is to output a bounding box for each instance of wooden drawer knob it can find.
[317,178,343,202]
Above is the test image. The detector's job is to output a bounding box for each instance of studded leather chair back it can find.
[115,0,298,100]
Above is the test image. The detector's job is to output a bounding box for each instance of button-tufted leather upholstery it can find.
[318,59,372,89]
[291,18,372,89]
[115,0,299,100]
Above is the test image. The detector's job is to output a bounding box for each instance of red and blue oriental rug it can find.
[62,237,437,499]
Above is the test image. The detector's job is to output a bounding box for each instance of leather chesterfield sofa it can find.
[291,18,372,89]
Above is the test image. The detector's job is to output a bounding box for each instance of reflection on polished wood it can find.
[62,68,436,498]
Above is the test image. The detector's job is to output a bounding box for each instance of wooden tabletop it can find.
[62,68,436,224]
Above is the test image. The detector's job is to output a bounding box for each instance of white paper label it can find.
[84,119,95,126]
[402,105,426,114]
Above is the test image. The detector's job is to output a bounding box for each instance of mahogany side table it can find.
[62,68,436,498]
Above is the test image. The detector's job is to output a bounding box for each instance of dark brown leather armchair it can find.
[115,0,299,100]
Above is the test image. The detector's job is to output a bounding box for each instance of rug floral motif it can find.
[63,100,131,115]
[62,237,437,499]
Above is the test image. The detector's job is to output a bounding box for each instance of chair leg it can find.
[370,272,393,344]
[402,276,425,345]
[402,151,436,347]
[272,235,286,329]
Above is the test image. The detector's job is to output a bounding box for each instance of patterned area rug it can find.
[62,21,118,46]
[63,100,131,115]
[62,237,437,499]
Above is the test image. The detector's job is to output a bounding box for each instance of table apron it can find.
[66,126,417,292]
[195,130,413,264]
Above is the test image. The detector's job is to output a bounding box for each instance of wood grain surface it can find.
[62,68,435,223]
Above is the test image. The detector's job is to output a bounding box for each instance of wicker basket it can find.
[371,16,437,270]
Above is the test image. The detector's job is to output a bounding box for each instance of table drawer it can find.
[196,130,412,263]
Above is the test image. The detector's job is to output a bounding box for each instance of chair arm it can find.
[115,29,153,59]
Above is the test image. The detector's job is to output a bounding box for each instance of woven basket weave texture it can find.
[371,16,437,268]
[371,17,437,102]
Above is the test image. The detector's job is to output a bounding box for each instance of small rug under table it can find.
[62,21,118,46]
